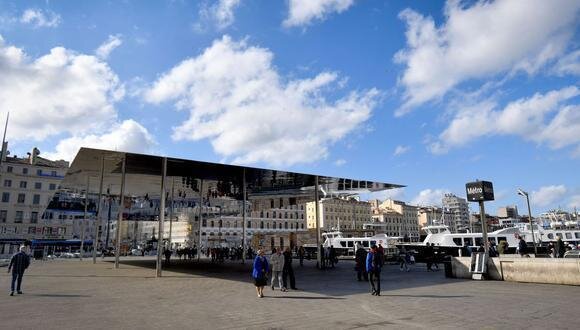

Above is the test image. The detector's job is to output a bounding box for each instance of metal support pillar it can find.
[114,157,126,269]
[479,201,489,255]
[197,179,204,262]
[168,177,175,249]
[93,156,105,264]
[315,176,321,269]
[156,157,167,277]
[80,176,89,261]
[525,196,538,255]
[242,168,247,264]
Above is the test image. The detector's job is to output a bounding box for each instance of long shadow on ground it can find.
[114,257,472,298]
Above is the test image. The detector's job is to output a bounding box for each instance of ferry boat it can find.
[321,231,399,258]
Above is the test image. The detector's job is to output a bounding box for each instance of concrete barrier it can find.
[450,256,580,286]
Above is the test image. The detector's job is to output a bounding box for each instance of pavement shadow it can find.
[264,296,346,300]
[30,294,91,298]
[112,258,466,298]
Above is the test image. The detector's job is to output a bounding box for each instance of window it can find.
[37,169,42,176]
[35,182,42,189]
[22,168,28,174]
[3,179,11,187]
[15,211,23,223]
[28,227,36,234]
[7,166,13,173]
[19,181,27,188]
[51,171,57,176]
[464,237,473,246]
[17,193,25,204]
[565,233,572,239]
[284,222,288,229]
[49,183,56,190]
[247,221,251,228]
[452,238,462,245]
[33,194,40,205]
[0,210,6,223]
[31,212,38,224]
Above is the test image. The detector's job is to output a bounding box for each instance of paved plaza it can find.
[1,257,578,329]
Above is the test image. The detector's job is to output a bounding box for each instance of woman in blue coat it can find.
[366,245,381,296]
[252,249,269,298]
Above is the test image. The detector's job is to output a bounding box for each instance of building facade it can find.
[306,197,372,234]
[0,146,69,255]
[442,193,470,233]
[369,199,420,242]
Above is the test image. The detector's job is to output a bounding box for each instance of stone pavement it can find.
[0,257,578,330]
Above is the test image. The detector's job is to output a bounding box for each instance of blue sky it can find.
[0,0,578,215]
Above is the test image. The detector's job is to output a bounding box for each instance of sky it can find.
[0,0,578,216]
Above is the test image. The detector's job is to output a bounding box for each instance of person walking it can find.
[366,245,381,296]
[355,244,368,281]
[8,246,30,296]
[399,246,409,272]
[269,248,284,291]
[298,246,305,266]
[424,243,434,271]
[555,236,565,258]
[329,245,336,268]
[164,247,173,266]
[377,244,385,266]
[282,247,297,290]
[517,235,529,257]
[252,249,269,298]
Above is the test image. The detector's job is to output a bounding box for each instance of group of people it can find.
[252,247,297,298]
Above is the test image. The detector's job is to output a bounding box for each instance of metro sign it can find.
[465,180,494,202]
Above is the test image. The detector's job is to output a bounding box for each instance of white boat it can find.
[422,225,521,249]
[322,231,399,258]
[516,223,580,246]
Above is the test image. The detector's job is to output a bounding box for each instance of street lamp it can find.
[517,189,537,255]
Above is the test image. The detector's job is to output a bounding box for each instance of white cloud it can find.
[568,194,580,209]
[530,185,567,208]
[44,120,156,162]
[334,159,346,166]
[96,35,122,60]
[393,145,410,156]
[411,189,449,206]
[20,8,61,28]
[394,0,580,114]
[283,0,355,27]
[430,86,580,155]
[552,50,580,76]
[200,0,241,30]
[144,36,380,166]
[0,35,124,142]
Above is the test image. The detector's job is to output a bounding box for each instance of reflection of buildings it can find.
[369,199,420,242]
[442,194,470,233]
[0,146,69,255]
[306,197,372,234]
[101,195,310,251]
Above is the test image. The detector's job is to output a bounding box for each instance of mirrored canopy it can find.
[61,148,404,199]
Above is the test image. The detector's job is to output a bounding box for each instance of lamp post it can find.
[517,189,537,255]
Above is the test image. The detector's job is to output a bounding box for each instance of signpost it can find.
[465,180,494,280]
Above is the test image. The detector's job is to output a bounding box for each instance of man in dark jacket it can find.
[282,247,297,290]
[366,245,382,296]
[518,236,528,257]
[555,237,565,258]
[8,246,30,296]
[355,244,368,281]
